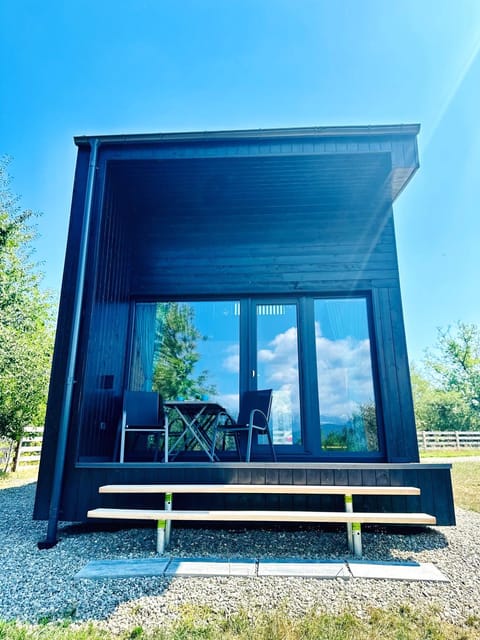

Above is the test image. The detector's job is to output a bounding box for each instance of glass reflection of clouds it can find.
[191,301,240,416]
[315,299,379,453]
[257,306,301,446]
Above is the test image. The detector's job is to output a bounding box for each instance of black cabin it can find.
[34,125,455,526]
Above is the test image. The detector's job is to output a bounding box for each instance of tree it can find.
[152,303,216,400]
[411,365,473,432]
[411,323,480,431]
[0,157,55,440]
[426,322,480,414]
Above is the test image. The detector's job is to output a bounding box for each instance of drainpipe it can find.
[38,138,100,548]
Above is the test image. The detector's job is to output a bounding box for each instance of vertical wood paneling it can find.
[432,468,455,524]
[36,462,456,525]
[372,287,418,462]
[347,469,362,486]
[75,176,132,461]
[334,469,348,485]
[387,287,419,461]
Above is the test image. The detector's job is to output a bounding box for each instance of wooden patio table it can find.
[164,401,225,462]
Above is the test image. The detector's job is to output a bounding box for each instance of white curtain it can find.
[130,303,157,391]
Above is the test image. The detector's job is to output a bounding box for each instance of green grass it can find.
[420,448,480,458]
[0,467,38,488]
[451,461,480,512]
[0,605,479,640]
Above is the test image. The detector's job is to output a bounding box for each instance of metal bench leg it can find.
[352,522,362,557]
[344,494,362,557]
[157,519,166,554]
[157,493,173,553]
[165,492,172,547]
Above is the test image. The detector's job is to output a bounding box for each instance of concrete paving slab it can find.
[165,557,257,577]
[75,558,170,579]
[75,557,448,582]
[347,561,449,582]
[258,559,349,578]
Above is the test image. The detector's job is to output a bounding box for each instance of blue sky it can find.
[1,0,479,363]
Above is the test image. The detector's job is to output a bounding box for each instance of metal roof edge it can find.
[74,123,421,147]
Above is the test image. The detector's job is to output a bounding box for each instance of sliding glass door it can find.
[127,295,383,460]
[255,302,303,451]
[314,298,381,454]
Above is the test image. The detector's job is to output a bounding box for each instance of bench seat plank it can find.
[88,507,436,525]
[98,484,421,496]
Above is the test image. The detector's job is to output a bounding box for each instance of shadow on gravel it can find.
[0,483,448,563]
[0,482,454,625]
[59,520,449,563]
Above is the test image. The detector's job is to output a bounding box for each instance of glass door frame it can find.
[241,297,308,458]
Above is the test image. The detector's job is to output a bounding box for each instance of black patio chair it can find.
[211,389,276,462]
[118,390,168,462]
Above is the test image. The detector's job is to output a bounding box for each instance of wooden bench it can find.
[87,483,435,557]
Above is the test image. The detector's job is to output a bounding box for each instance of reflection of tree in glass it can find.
[350,402,378,451]
[322,402,378,452]
[152,303,216,400]
[322,430,348,450]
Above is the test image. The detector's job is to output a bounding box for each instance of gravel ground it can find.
[0,480,479,632]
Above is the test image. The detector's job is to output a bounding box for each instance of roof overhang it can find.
[74,123,420,213]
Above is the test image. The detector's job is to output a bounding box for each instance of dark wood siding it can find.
[378,287,418,461]
[372,286,419,462]
[111,154,400,297]
[45,462,454,526]
[74,170,132,461]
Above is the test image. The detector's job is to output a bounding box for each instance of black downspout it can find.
[38,138,99,548]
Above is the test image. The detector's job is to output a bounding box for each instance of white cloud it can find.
[256,322,376,425]
[211,319,376,437]
[315,322,375,420]
[222,343,239,374]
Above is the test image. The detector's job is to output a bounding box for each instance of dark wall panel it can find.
[113,154,399,297]
[42,462,454,526]
[373,287,419,462]
[130,209,400,296]
[74,172,132,462]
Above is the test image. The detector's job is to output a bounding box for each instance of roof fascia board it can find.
[74,124,420,148]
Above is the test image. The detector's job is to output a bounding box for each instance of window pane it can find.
[256,304,302,446]
[314,298,379,453]
[131,301,239,416]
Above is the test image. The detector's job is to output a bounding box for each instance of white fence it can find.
[4,429,480,468]
[0,439,16,473]
[0,427,43,472]
[418,430,480,450]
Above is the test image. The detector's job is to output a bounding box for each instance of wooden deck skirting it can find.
[88,483,435,557]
